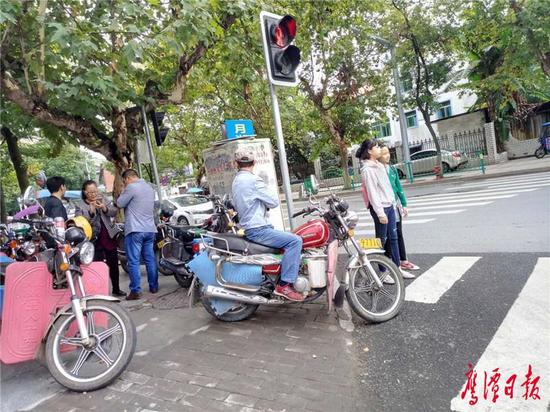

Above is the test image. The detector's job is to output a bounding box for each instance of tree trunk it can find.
[1,127,29,193]
[320,111,352,189]
[337,141,352,189]
[0,179,6,223]
[419,108,443,178]
[111,110,133,198]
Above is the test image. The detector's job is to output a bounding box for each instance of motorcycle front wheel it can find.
[346,253,405,323]
[45,300,136,391]
[534,145,546,159]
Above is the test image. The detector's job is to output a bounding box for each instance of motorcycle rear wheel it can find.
[200,295,259,322]
[346,253,405,323]
[45,300,136,391]
[534,145,546,159]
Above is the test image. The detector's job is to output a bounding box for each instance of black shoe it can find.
[149,288,158,294]
[126,291,142,301]
[112,290,127,297]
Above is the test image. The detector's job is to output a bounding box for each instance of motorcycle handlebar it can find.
[10,218,53,226]
[292,207,315,218]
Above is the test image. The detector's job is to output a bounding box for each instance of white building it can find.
[374,80,478,149]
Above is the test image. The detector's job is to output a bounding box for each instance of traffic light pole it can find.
[141,105,163,202]
[268,83,295,230]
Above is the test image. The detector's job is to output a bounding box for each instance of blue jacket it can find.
[232,170,279,230]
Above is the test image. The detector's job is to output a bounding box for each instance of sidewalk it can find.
[286,156,550,201]
[20,273,360,412]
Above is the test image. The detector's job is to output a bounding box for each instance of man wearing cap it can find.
[232,151,304,301]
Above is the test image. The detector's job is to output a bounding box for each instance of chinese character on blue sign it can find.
[224,119,255,139]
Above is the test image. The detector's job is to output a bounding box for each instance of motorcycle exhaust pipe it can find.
[204,285,284,305]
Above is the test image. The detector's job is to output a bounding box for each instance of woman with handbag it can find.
[75,180,126,297]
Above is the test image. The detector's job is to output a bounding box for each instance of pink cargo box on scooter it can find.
[0,261,109,364]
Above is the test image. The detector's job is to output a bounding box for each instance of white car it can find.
[164,195,214,226]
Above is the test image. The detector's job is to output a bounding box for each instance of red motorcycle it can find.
[189,193,405,323]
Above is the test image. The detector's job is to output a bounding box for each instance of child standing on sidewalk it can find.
[379,146,420,273]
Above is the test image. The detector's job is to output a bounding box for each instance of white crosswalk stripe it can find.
[405,256,480,304]
[285,174,548,236]
[354,218,435,227]
[410,188,537,201]
[449,257,550,411]
[446,173,549,190]
[407,194,516,206]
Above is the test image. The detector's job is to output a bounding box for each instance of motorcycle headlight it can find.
[21,241,36,256]
[344,210,359,229]
[79,241,95,265]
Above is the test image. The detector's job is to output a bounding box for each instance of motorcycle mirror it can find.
[22,186,37,207]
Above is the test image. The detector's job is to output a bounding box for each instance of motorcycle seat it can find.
[212,233,280,255]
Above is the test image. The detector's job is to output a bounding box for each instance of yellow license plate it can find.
[360,237,382,249]
[157,240,166,249]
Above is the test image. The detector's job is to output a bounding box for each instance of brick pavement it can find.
[31,299,361,412]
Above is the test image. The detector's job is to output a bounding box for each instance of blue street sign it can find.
[224,119,256,139]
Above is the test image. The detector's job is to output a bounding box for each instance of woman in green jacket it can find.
[380,146,420,272]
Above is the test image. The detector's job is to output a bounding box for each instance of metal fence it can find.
[409,128,487,158]
[407,128,488,173]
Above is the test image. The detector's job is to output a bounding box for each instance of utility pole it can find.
[141,106,163,202]
[369,35,412,181]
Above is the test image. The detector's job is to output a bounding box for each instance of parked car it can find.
[394,149,469,178]
[163,195,214,226]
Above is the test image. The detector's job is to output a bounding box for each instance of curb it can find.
[284,165,550,202]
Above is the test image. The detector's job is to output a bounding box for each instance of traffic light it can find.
[260,11,301,86]
[149,111,169,146]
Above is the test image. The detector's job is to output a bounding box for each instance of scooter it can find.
[189,187,405,323]
[0,216,136,391]
[158,194,239,288]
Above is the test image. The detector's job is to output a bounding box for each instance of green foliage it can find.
[0,140,91,210]
[457,0,550,138]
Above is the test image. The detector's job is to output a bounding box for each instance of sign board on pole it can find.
[223,120,256,140]
[203,138,285,230]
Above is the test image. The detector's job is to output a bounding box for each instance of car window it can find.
[172,196,207,207]
[410,152,424,161]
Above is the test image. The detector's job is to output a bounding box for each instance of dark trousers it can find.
[385,208,407,262]
[94,246,122,293]
[369,205,400,267]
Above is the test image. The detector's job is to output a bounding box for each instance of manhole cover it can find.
[151,289,189,309]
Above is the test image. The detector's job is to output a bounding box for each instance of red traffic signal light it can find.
[271,15,296,48]
[261,12,301,86]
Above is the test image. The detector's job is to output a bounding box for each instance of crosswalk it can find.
[400,255,550,411]
[352,172,549,237]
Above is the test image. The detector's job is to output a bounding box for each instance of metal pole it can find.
[268,82,295,230]
[141,105,163,202]
[390,47,412,182]
[134,138,143,178]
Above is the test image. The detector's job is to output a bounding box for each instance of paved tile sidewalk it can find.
[32,301,359,412]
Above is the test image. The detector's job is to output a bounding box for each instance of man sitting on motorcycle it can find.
[232,151,304,302]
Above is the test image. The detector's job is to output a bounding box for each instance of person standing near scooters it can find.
[356,139,414,281]
[76,180,126,297]
[378,146,420,273]
[116,169,158,300]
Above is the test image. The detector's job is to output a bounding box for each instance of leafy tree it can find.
[388,0,460,178]
[289,0,390,188]
[457,0,550,148]
[1,0,250,196]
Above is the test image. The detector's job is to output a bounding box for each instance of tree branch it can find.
[37,0,48,96]
[158,13,238,105]
[1,70,111,158]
